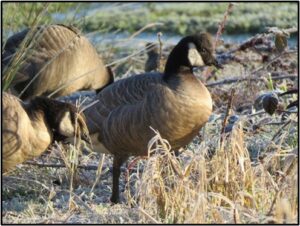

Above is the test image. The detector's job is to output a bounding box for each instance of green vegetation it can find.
[84,3,298,35]
[2,2,298,37]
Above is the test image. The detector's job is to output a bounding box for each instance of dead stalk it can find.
[220,88,236,145]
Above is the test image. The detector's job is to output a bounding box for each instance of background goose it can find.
[144,42,161,72]
[2,24,114,100]
[144,42,169,72]
[84,32,221,203]
[2,92,90,173]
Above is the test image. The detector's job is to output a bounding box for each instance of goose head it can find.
[28,97,90,143]
[164,33,221,75]
[145,42,159,57]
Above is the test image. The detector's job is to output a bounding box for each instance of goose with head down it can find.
[84,32,221,203]
[2,24,114,100]
[2,92,90,173]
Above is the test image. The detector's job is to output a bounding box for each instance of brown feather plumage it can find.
[2,92,89,173]
[2,24,113,99]
[84,33,219,203]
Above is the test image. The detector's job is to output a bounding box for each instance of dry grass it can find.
[124,119,298,224]
[3,111,297,223]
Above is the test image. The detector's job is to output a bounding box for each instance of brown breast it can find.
[84,71,212,157]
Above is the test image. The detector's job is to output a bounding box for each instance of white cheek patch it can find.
[188,42,205,67]
[59,111,75,137]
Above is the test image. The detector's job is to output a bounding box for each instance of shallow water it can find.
[88,31,297,52]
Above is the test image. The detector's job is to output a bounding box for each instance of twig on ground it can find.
[271,119,292,141]
[247,110,265,118]
[3,175,51,191]
[138,207,161,224]
[250,50,292,75]
[25,161,101,170]
[264,121,291,126]
[206,74,297,87]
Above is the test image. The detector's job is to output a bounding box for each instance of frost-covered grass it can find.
[2,2,298,224]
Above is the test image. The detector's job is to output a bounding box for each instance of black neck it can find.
[163,37,192,80]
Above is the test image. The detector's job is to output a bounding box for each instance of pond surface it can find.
[88,31,297,54]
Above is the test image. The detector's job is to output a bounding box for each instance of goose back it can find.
[3,24,113,99]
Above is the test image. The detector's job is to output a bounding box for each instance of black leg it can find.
[110,156,127,204]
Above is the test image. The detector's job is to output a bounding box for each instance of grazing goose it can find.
[2,24,114,100]
[145,42,160,72]
[2,92,90,173]
[144,42,168,72]
[84,33,221,203]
